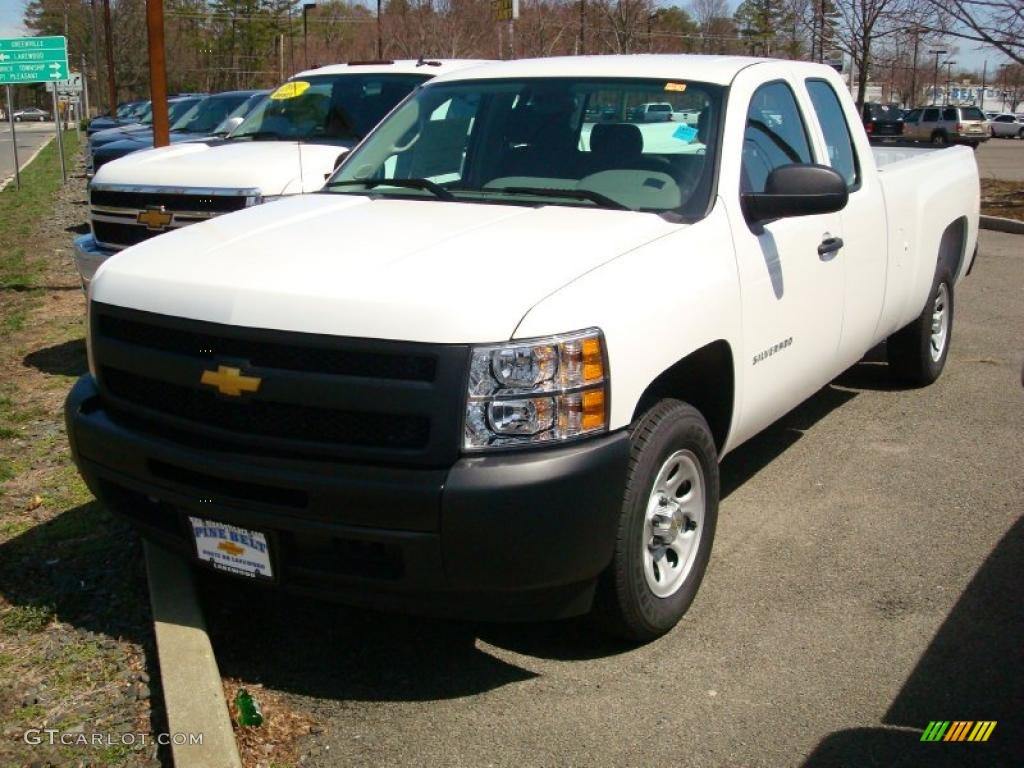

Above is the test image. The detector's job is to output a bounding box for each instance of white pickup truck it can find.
[67,55,979,642]
[72,59,485,286]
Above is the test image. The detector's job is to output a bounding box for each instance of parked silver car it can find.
[12,107,50,122]
[988,113,1023,139]
[902,105,989,147]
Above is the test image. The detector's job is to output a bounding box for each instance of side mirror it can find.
[742,164,848,223]
[221,116,244,135]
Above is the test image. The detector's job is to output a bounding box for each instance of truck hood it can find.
[94,141,348,195]
[91,194,678,344]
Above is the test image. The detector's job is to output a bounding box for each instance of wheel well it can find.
[938,217,968,279]
[632,340,734,453]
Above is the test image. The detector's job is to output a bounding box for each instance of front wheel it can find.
[592,399,719,642]
[887,266,954,386]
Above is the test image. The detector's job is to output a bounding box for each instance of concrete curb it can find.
[980,214,1024,235]
[0,134,56,193]
[145,541,242,768]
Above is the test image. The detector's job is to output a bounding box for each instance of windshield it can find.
[172,93,250,133]
[136,98,199,126]
[327,77,724,218]
[216,92,267,134]
[231,73,430,143]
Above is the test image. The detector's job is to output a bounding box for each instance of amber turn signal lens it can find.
[582,337,604,383]
[582,388,606,430]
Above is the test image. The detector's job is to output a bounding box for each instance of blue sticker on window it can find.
[672,125,698,142]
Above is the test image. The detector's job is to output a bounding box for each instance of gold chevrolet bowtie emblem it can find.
[137,206,173,230]
[217,541,245,557]
[200,365,261,397]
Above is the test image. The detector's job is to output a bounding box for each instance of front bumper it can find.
[65,376,631,620]
[73,234,116,289]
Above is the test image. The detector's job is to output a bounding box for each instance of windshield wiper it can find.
[230,130,284,141]
[325,178,455,201]
[496,186,630,211]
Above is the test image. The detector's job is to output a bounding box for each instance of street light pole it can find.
[928,49,947,105]
[945,60,956,106]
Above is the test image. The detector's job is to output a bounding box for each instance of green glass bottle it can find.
[234,688,264,727]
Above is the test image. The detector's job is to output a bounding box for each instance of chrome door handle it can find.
[818,236,844,260]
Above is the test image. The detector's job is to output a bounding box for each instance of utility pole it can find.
[928,48,947,105]
[945,60,956,106]
[145,0,169,147]
[302,3,316,71]
[89,0,104,114]
[376,0,382,59]
[81,53,90,120]
[581,0,587,53]
[102,0,117,115]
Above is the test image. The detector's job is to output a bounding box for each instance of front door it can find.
[727,76,846,443]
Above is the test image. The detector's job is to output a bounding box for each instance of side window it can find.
[742,81,813,193]
[942,107,958,121]
[923,108,939,122]
[904,109,921,122]
[805,79,859,188]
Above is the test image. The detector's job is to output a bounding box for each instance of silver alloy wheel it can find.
[642,449,706,598]
[930,282,950,361]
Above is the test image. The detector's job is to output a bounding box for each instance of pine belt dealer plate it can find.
[189,517,273,580]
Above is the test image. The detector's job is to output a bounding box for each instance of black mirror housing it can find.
[742,164,849,223]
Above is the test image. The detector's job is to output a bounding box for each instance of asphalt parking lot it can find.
[201,229,1023,767]
[973,136,1024,182]
[0,121,60,185]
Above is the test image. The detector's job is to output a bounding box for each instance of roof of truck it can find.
[427,54,790,86]
[292,59,492,79]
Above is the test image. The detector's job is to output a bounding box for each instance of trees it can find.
[924,0,1023,66]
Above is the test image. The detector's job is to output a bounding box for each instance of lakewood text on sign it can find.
[0,36,70,85]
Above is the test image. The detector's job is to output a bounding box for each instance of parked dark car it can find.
[91,90,266,173]
[861,102,903,139]
[87,100,148,135]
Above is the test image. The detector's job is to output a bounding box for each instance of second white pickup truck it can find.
[72,59,485,286]
[67,55,979,642]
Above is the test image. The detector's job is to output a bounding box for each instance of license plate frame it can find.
[188,516,275,581]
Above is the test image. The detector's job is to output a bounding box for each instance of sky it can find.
[0,0,1011,77]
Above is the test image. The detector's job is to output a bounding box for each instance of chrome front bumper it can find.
[73,234,116,289]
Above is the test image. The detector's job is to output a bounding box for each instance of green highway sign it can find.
[0,36,69,85]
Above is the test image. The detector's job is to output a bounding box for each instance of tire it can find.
[1018,128,1024,140]
[592,399,719,642]
[931,131,947,146]
[887,265,954,386]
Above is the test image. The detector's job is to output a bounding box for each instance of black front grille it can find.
[91,189,250,213]
[90,303,469,467]
[93,220,155,248]
[99,314,437,381]
[103,367,431,450]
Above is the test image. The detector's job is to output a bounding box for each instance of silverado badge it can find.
[137,206,174,230]
[200,365,262,397]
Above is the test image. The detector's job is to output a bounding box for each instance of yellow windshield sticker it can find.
[664,82,687,93]
[271,81,310,100]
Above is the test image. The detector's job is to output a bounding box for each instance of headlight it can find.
[464,328,608,450]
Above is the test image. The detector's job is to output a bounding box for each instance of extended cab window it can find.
[741,81,813,193]
[805,79,858,188]
[328,78,725,219]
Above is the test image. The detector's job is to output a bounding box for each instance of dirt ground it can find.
[980,178,1024,221]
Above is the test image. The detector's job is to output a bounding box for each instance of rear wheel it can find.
[887,266,954,386]
[931,131,947,146]
[592,399,719,642]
